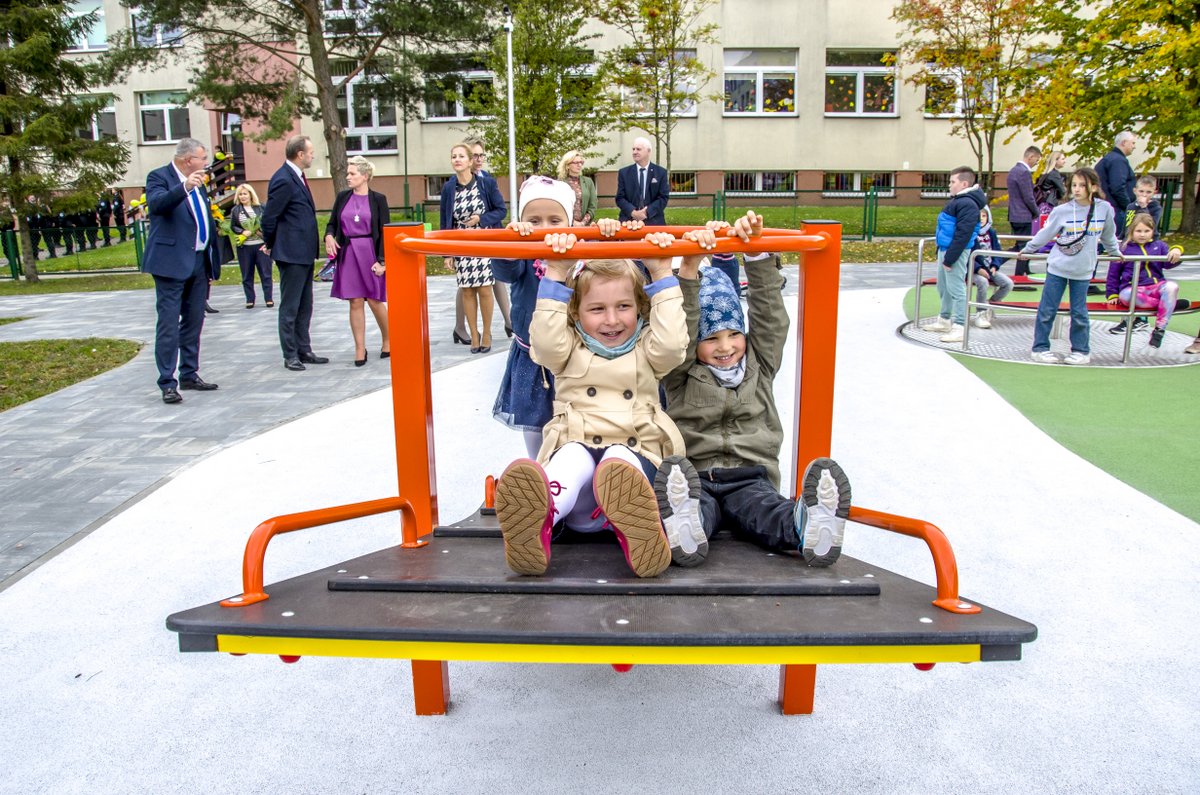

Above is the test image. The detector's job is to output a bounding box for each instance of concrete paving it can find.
[1,285,1196,792]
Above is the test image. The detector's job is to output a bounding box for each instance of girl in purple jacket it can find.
[1106,213,1183,348]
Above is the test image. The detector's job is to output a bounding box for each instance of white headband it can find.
[517,176,575,226]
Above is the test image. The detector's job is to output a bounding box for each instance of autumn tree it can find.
[1014,0,1200,232]
[0,0,128,281]
[596,0,719,170]
[892,0,1039,191]
[465,0,621,177]
[102,0,498,194]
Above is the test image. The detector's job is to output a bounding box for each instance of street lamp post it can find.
[504,5,517,215]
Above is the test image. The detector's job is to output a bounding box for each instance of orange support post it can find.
[778,664,817,715]
[790,220,842,493]
[411,660,450,715]
[385,223,438,548]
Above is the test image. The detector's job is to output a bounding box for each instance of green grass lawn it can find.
[0,336,142,412]
[901,282,1200,521]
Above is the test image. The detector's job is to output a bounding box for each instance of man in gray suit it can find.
[261,135,328,371]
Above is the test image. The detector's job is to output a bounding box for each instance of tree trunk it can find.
[1180,135,1198,234]
[300,0,348,197]
[18,225,40,283]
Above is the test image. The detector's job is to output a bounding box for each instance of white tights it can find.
[544,443,646,533]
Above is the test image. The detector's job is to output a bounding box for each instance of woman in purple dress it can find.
[324,156,391,366]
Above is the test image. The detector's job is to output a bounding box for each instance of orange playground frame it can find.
[212,222,999,716]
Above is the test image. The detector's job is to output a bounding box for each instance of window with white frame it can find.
[920,172,951,198]
[426,175,450,200]
[923,69,997,118]
[138,91,190,143]
[723,49,797,115]
[424,69,494,121]
[76,99,117,141]
[131,9,181,47]
[335,74,398,153]
[669,172,697,194]
[823,171,894,197]
[66,0,107,51]
[620,49,698,117]
[824,50,897,116]
[724,171,795,195]
[323,0,377,36]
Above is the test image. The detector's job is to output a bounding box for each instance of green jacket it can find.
[577,175,598,224]
[663,255,789,487]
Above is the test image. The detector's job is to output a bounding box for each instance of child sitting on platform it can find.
[969,206,1013,329]
[492,177,642,458]
[493,230,688,578]
[659,211,852,568]
[1108,213,1183,349]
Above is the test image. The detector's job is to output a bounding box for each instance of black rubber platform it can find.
[167,512,1037,655]
[327,534,881,596]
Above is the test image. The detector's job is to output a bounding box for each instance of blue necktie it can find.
[189,188,208,246]
[638,168,646,207]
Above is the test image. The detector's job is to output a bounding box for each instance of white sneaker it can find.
[1031,350,1059,364]
[798,458,851,567]
[653,456,707,567]
[924,317,952,332]
[939,324,964,343]
[1063,351,1091,365]
[972,311,992,329]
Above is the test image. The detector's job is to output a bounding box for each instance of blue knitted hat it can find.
[698,266,745,340]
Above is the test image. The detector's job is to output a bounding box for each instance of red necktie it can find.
[301,172,312,197]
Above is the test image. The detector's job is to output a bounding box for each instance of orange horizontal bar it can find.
[221,496,405,608]
[425,226,809,241]
[396,231,829,260]
[849,506,982,615]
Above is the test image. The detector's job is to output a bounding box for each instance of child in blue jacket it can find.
[926,166,987,342]
[969,206,1013,328]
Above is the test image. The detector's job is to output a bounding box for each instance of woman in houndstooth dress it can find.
[441,143,504,352]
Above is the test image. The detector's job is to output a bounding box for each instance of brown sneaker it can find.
[593,459,671,578]
[495,459,556,576]
[1185,336,1200,355]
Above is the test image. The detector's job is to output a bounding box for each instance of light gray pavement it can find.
[1,285,1196,792]
[0,263,917,587]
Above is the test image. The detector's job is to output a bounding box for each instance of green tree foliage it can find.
[1,0,129,281]
[465,1,621,178]
[102,0,498,194]
[892,0,1039,192]
[595,0,719,171]
[1015,1,1200,232]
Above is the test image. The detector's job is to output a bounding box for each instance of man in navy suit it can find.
[261,135,327,371]
[142,138,221,404]
[615,136,670,226]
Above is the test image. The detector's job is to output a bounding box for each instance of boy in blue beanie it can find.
[658,211,852,568]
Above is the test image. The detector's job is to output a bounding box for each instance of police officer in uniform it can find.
[23,197,48,259]
[113,190,127,242]
[97,192,113,246]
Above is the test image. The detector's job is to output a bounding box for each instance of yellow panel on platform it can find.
[217,635,982,665]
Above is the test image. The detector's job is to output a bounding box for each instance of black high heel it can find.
[504,325,513,338]
[452,331,469,345]
[355,357,367,367]
[380,350,390,359]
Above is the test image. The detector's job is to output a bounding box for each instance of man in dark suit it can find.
[1096,130,1138,238]
[615,137,670,226]
[1006,145,1041,276]
[142,138,221,404]
[261,134,327,371]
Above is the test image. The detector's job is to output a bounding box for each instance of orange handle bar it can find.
[424,226,813,241]
[848,506,981,614]
[220,496,406,608]
[396,232,829,260]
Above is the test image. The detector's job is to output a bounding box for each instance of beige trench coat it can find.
[530,282,688,468]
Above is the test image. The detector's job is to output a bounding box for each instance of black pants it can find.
[277,260,314,360]
[237,245,273,303]
[98,218,111,244]
[1010,222,1032,275]
[152,251,208,390]
[697,466,799,553]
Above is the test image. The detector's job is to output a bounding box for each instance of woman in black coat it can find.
[230,183,274,308]
[324,156,391,366]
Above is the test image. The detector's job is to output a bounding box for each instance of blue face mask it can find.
[575,318,644,359]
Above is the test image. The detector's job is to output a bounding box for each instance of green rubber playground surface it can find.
[901,284,1200,522]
